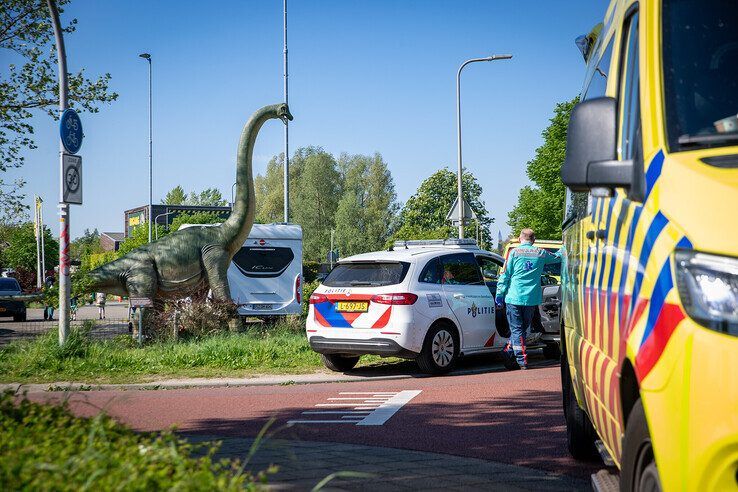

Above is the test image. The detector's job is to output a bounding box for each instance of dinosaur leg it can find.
[202,245,240,331]
[124,263,158,338]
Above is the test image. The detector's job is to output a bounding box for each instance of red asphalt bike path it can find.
[30,365,600,479]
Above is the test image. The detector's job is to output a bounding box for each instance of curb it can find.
[0,359,533,394]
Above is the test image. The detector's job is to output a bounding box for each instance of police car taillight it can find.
[371,293,418,305]
[309,293,328,304]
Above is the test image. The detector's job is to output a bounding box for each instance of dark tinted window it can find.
[620,12,640,159]
[232,247,294,278]
[542,248,562,277]
[583,37,614,100]
[0,278,21,291]
[441,254,483,285]
[419,257,443,284]
[663,0,738,151]
[324,262,410,287]
[476,256,501,280]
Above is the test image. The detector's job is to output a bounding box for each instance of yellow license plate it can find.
[335,301,369,313]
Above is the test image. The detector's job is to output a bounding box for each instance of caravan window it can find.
[232,247,295,278]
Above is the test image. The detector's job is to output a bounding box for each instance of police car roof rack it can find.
[392,238,479,249]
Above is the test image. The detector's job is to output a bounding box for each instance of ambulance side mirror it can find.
[561,97,632,192]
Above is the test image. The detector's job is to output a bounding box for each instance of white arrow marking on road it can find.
[287,390,422,426]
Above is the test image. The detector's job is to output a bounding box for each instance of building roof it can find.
[102,232,125,241]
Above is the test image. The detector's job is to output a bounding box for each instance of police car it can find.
[306,239,512,374]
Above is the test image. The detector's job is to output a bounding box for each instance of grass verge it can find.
[0,391,271,490]
[0,322,391,384]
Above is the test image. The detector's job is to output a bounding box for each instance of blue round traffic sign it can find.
[60,109,83,154]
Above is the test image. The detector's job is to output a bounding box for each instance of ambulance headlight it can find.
[675,250,738,336]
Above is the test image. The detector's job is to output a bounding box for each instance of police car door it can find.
[441,253,495,349]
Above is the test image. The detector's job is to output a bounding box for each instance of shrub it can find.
[302,261,321,283]
[301,280,320,317]
[148,297,239,340]
[0,392,270,490]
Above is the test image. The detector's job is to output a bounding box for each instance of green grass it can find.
[0,392,271,490]
[0,322,389,384]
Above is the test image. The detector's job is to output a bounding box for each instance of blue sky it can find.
[9,0,606,240]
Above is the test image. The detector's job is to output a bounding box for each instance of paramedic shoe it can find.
[525,332,542,345]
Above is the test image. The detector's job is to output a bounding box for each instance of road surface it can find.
[29,357,603,490]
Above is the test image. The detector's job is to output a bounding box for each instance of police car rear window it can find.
[232,247,295,278]
[323,262,410,287]
[0,278,21,291]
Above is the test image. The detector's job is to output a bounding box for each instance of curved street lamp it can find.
[456,54,512,238]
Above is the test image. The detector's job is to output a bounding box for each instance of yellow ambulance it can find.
[559,0,738,490]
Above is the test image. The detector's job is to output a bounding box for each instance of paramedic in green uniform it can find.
[496,228,562,369]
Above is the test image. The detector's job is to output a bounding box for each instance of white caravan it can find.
[178,223,303,316]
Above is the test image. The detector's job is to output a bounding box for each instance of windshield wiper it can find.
[349,281,378,286]
[678,132,738,147]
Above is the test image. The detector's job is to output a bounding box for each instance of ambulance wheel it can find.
[543,342,561,360]
[320,354,360,372]
[561,341,598,460]
[416,322,459,375]
[620,399,662,492]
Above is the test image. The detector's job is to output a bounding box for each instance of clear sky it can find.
[8,0,607,240]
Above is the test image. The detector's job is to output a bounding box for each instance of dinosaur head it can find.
[277,103,293,123]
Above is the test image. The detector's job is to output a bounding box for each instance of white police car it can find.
[306,239,510,374]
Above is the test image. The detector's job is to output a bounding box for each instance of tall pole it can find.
[147,58,153,242]
[46,0,70,345]
[455,54,512,239]
[283,0,289,223]
[35,196,42,289]
[40,200,46,281]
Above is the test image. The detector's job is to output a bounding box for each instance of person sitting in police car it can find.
[495,228,562,370]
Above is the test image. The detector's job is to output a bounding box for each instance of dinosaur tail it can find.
[222,103,293,254]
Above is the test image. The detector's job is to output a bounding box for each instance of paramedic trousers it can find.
[505,304,536,368]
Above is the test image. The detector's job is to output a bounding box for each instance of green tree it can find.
[117,224,164,256]
[169,211,223,231]
[1,0,118,222]
[254,146,323,223]
[392,168,493,246]
[70,228,101,262]
[0,222,58,273]
[334,152,398,257]
[507,98,578,240]
[162,185,187,205]
[292,151,341,261]
[187,188,226,206]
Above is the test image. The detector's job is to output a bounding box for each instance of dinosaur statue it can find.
[87,103,293,328]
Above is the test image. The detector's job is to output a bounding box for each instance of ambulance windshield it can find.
[663,0,738,151]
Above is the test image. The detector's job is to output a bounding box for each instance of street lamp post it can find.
[46,0,71,345]
[139,53,153,243]
[455,54,512,239]
[154,211,175,240]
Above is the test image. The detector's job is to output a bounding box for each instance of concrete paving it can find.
[187,435,590,491]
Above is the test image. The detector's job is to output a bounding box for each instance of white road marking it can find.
[287,390,422,426]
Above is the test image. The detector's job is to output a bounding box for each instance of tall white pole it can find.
[35,196,42,289]
[455,55,512,239]
[283,0,289,223]
[40,201,45,280]
[46,0,70,345]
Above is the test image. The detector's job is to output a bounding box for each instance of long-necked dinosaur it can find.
[87,103,293,314]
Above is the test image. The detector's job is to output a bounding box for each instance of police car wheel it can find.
[620,399,662,492]
[417,323,458,375]
[320,354,360,372]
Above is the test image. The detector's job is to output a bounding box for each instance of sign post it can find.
[130,297,153,345]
